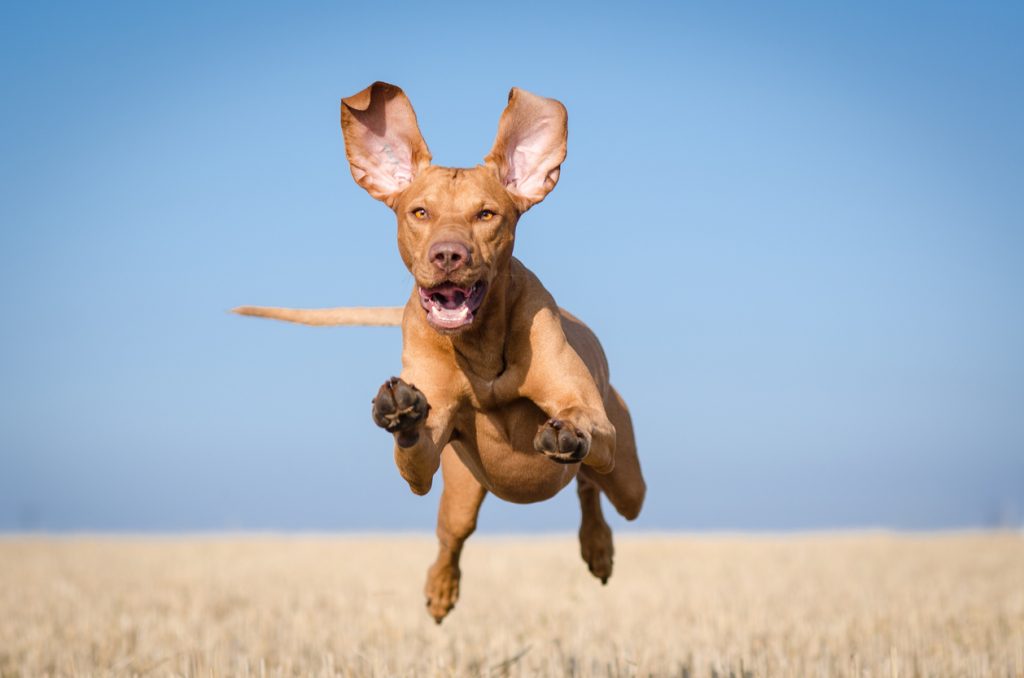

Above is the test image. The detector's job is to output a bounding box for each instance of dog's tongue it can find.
[420,282,472,329]
[431,285,467,310]
[426,283,469,310]
[419,281,484,331]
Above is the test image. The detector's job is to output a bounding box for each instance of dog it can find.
[235,82,646,623]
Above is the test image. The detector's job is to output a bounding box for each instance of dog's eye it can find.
[477,209,496,221]
[411,208,429,220]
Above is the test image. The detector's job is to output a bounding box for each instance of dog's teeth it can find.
[428,303,472,328]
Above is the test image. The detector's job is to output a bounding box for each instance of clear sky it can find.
[1,1,1022,532]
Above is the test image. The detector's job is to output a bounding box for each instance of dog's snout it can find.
[429,241,471,273]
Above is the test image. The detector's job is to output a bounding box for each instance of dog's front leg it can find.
[519,365,618,474]
[371,376,457,495]
[514,310,618,474]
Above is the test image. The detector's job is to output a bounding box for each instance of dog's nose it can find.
[429,241,471,272]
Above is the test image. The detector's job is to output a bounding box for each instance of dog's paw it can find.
[424,562,461,624]
[580,520,614,585]
[372,377,429,446]
[533,418,590,464]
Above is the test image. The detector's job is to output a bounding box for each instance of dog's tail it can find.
[232,305,403,326]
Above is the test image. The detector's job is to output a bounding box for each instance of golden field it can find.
[1,533,1021,677]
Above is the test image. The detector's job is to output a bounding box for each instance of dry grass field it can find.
[1,533,1021,677]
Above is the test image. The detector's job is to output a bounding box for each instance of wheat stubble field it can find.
[1,533,1021,677]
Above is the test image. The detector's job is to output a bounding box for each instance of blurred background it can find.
[1,1,1021,533]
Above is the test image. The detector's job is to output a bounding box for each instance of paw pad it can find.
[372,377,429,444]
[534,418,590,463]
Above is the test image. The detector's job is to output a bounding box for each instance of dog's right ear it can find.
[341,82,431,207]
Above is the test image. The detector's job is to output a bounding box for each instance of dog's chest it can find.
[460,361,529,411]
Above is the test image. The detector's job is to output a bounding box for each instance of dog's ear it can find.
[485,87,568,211]
[341,82,431,207]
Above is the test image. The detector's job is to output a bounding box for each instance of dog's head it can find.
[340,82,567,334]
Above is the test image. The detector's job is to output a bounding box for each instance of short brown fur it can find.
[238,82,646,623]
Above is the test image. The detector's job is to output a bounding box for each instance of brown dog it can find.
[236,82,645,623]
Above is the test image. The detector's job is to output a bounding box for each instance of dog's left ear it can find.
[485,88,568,212]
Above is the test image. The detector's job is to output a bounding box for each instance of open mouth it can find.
[417,280,487,331]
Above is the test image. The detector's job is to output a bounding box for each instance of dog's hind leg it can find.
[588,385,646,521]
[424,445,486,623]
[577,385,644,584]
[577,468,614,584]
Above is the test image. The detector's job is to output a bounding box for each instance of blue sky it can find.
[1,1,1021,532]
